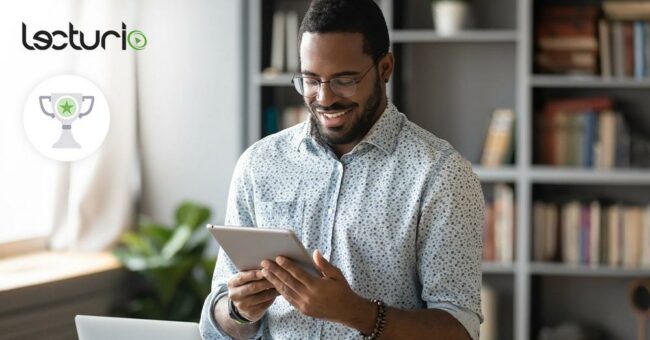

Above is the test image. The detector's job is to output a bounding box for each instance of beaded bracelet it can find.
[361,298,386,340]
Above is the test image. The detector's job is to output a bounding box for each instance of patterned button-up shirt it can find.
[200,102,484,340]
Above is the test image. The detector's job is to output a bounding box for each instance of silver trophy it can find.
[39,93,94,148]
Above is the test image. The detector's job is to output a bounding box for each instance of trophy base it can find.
[53,129,81,149]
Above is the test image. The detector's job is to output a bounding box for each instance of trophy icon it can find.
[39,93,94,148]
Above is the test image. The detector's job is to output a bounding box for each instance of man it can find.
[200,0,484,339]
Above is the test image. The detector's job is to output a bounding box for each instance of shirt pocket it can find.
[253,200,305,239]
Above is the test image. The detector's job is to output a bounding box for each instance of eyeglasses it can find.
[291,64,376,98]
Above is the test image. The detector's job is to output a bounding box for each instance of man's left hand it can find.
[260,249,372,326]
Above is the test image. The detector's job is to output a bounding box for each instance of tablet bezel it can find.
[206,224,321,277]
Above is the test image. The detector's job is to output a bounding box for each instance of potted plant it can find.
[431,0,471,36]
[112,201,216,322]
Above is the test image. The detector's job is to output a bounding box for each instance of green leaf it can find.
[161,224,193,260]
[113,249,149,271]
[120,232,155,256]
[175,201,211,230]
[139,224,173,251]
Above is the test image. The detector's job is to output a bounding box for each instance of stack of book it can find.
[483,184,515,264]
[264,11,300,75]
[480,109,515,168]
[533,200,650,267]
[262,105,309,136]
[601,1,650,78]
[535,97,650,168]
[535,5,600,75]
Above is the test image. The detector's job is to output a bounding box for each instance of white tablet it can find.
[207,225,321,277]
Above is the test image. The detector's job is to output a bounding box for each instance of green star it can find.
[60,100,73,114]
[57,98,77,118]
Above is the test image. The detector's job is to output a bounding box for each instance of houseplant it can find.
[112,201,216,322]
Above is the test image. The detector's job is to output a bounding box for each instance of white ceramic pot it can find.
[432,0,468,36]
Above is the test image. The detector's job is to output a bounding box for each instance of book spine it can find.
[634,21,645,79]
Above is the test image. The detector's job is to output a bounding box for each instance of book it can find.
[612,21,626,77]
[624,22,635,77]
[603,1,650,21]
[494,184,514,263]
[561,201,582,265]
[536,51,597,74]
[481,108,515,167]
[599,19,613,78]
[645,22,650,78]
[285,11,299,74]
[538,37,598,52]
[267,11,286,74]
[623,206,642,267]
[483,203,495,262]
[544,203,559,262]
[642,205,650,267]
[614,113,631,167]
[634,21,646,79]
[580,204,591,264]
[607,204,622,266]
[534,201,546,262]
[280,106,309,130]
[589,201,601,266]
[595,110,617,169]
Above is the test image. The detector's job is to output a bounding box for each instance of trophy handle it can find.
[39,96,54,118]
[79,96,95,118]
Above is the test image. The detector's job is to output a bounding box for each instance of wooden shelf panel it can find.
[531,75,650,88]
[392,29,518,43]
[530,262,650,277]
[255,73,294,87]
[530,167,650,185]
[482,262,516,274]
[473,166,519,182]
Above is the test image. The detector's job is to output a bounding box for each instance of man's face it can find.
[299,32,386,148]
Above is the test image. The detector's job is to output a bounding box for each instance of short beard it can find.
[309,74,383,147]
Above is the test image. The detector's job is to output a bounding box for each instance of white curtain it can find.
[0,0,139,251]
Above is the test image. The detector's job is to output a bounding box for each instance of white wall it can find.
[136,0,243,226]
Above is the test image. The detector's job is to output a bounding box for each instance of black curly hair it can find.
[299,0,390,63]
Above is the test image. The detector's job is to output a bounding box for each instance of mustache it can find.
[309,102,357,112]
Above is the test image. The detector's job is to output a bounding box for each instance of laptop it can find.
[75,315,202,340]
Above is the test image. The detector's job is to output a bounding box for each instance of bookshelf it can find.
[243,1,650,339]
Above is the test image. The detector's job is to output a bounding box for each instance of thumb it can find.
[313,249,341,278]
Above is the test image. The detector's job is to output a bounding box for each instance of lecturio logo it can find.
[22,22,147,51]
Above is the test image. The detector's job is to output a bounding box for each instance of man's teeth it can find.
[321,109,349,118]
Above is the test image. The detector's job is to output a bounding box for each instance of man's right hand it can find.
[227,270,279,323]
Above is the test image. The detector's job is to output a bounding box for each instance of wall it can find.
[137,0,244,228]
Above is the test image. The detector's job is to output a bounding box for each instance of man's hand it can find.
[260,250,376,333]
[227,270,280,322]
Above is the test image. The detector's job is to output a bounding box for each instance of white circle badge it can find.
[24,75,110,162]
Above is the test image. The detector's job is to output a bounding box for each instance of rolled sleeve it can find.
[199,148,267,339]
[417,150,484,340]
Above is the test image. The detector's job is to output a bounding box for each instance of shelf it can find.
[530,262,650,277]
[530,167,650,185]
[254,73,294,87]
[472,166,518,182]
[531,75,650,88]
[391,30,518,43]
[482,262,515,274]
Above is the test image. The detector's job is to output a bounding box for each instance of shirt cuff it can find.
[199,285,266,340]
[428,302,480,340]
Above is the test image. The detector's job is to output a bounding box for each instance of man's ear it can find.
[379,52,395,83]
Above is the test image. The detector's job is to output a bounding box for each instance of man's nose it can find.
[316,82,340,107]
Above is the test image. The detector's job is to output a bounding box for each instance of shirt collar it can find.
[292,101,403,155]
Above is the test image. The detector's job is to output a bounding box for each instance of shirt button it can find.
[328,208,333,215]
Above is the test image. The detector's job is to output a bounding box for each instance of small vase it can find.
[432,0,468,36]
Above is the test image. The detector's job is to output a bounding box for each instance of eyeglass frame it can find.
[290,63,377,98]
